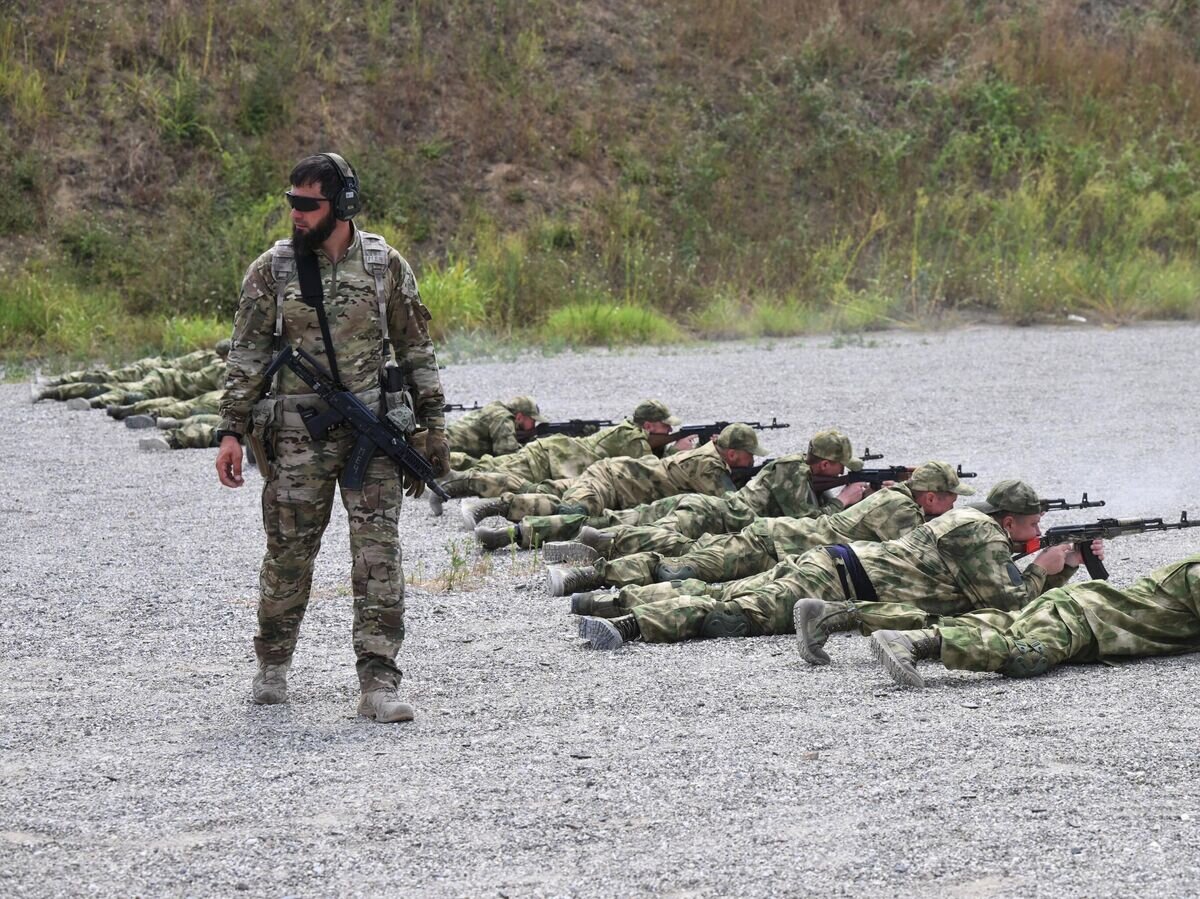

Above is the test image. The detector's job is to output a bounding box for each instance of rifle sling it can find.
[296,251,341,386]
[824,544,878,603]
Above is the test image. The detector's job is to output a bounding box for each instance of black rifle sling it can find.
[296,251,342,386]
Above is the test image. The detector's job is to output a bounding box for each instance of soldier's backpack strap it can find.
[359,230,398,365]
[267,238,296,392]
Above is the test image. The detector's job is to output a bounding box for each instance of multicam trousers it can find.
[257,424,406,692]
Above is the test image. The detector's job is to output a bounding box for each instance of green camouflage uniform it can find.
[623,508,1074,644]
[447,401,523,467]
[441,421,654,497]
[219,227,444,692]
[161,415,222,449]
[87,360,227,408]
[114,389,224,419]
[502,442,736,520]
[42,347,217,388]
[601,482,928,587]
[933,555,1200,677]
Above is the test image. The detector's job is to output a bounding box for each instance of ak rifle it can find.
[444,401,483,412]
[649,417,791,450]
[730,448,885,488]
[1040,493,1105,513]
[263,345,449,499]
[1013,512,1198,579]
[517,419,615,443]
[810,463,977,494]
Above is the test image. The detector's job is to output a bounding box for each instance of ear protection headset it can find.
[320,152,362,220]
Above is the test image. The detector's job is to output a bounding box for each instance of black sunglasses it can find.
[285,191,330,212]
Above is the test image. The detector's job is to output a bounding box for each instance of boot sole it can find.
[459,502,480,530]
[428,493,444,516]
[577,616,624,650]
[869,634,927,688]
[543,541,599,564]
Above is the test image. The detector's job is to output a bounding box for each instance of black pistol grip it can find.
[1079,541,1109,580]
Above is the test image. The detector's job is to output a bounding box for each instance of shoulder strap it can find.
[269,239,295,349]
[296,252,342,386]
[359,230,398,364]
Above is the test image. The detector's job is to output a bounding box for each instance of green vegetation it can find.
[1,0,1199,366]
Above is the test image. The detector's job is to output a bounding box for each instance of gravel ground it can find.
[3,323,1200,898]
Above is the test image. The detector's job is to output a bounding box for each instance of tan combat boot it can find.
[357,687,415,723]
[792,598,861,666]
[869,628,941,688]
[546,564,604,597]
[251,662,291,705]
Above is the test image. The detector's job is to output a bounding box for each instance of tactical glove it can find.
[425,428,450,478]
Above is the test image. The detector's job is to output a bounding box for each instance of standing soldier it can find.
[214,153,448,723]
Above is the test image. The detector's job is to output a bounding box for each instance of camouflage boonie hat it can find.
[807,429,863,471]
[505,396,545,422]
[631,399,680,426]
[715,423,769,456]
[907,461,975,495]
[972,479,1042,515]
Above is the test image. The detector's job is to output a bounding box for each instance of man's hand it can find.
[425,428,450,477]
[216,436,244,488]
[673,435,699,452]
[1064,538,1105,569]
[837,482,870,506]
[402,471,427,499]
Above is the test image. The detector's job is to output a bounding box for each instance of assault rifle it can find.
[1040,493,1105,513]
[263,345,449,499]
[730,448,886,487]
[649,417,791,450]
[516,419,615,443]
[444,401,482,412]
[1013,512,1198,579]
[810,464,977,494]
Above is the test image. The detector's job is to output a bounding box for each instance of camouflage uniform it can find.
[601,482,928,587]
[42,347,218,389]
[503,441,737,520]
[442,420,657,497]
[88,360,227,408]
[932,555,1200,677]
[111,389,224,420]
[621,508,1075,643]
[219,227,444,692]
[161,414,222,449]
[447,397,540,469]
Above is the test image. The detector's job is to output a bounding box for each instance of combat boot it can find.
[156,416,182,430]
[546,564,604,597]
[460,496,510,530]
[475,522,519,550]
[569,590,621,618]
[578,614,641,650]
[357,686,415,723]
[124,414,157,429]
[66,397,91,411]
[654,560,698,582]
[106,404,127,419]
[427,478,471,516]
[869,629,941,688]
[251,662,290,705]
[792,598,861,666]
[139,435,172,452]
[576,526,614,558]
[542,540,600,564]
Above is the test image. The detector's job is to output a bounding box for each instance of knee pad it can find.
[700,604,753,639]
[1000,639,1051,679]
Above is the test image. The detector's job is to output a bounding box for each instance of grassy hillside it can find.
[2,0,1200,363]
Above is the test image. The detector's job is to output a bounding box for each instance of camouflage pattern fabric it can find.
[447,401,522,461]
[519,495,689,547]
[626,507,1075,644]
[504,442,736,520]
[604,454,844,557]
[115,389,224,419]
[221,226,445,691]
[89,360,227,408]
[441,421,653,497]
[163,415,222,449]
[599,483,927,587]
[44,347,218,387]
[937,555,1200,677]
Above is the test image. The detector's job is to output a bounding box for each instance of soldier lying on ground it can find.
[429,399,686,513]
[869,552,1200,688]
[34,341,229,402]
[139,415,222,451]
[572,479,1101,651]
[557,460,973,590]
[464,423,772,548]
[529,429,871,595]
[113,389,224,427]
[78,358,227,410]
[447,396,543,470]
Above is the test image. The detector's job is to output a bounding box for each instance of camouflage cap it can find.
[631,399,680,426]
[715,423,769,456]
[907,460,975,496]
[215,338,232,357]
[807,429,863,471]
[505,395,545,422]
[972,479,1042,515]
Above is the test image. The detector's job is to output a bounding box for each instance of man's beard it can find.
[291,208,337,256]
